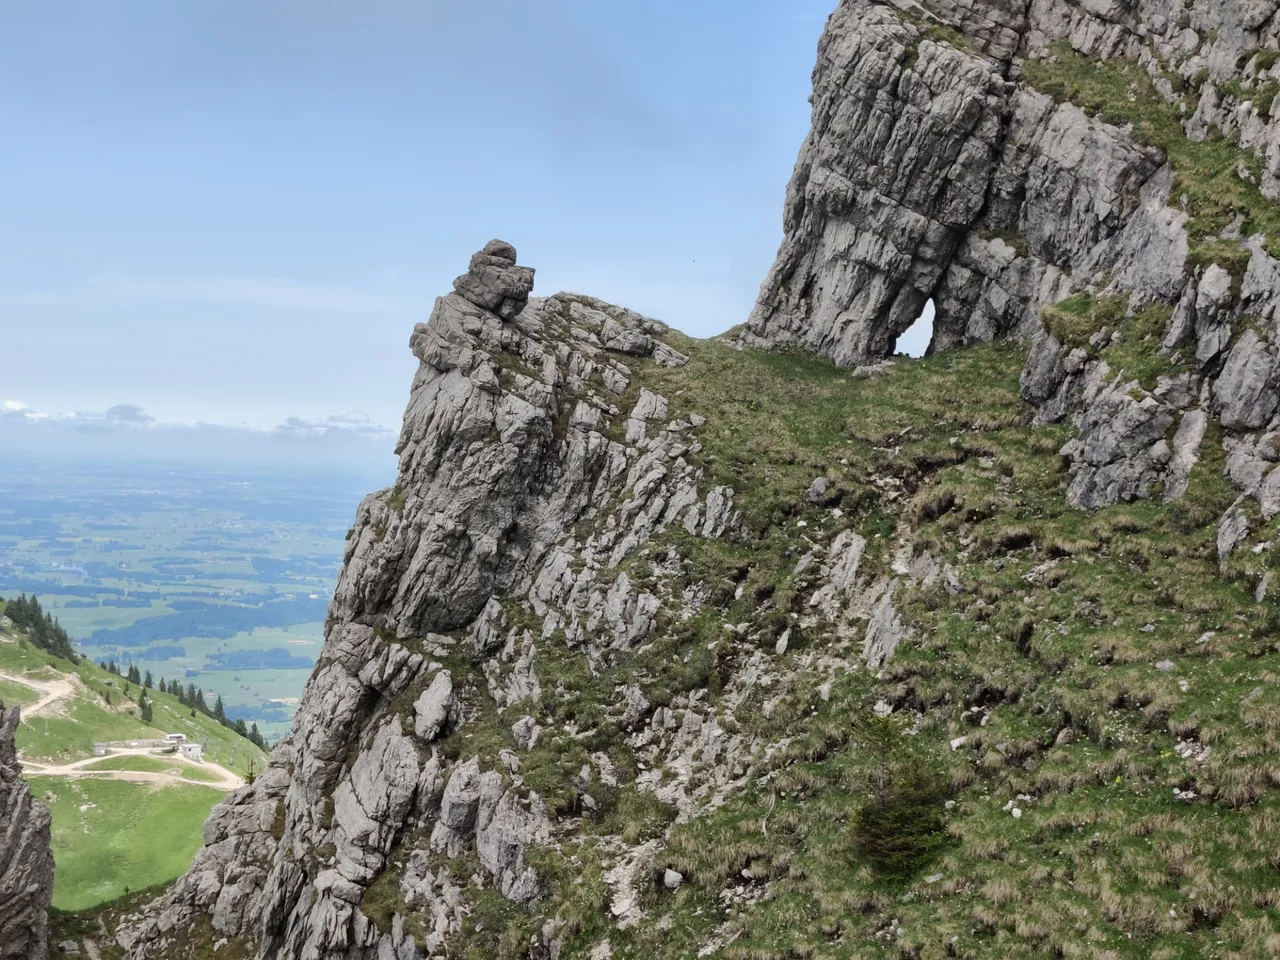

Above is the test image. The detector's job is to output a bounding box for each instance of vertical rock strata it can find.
[0,700,55,960]
[750,0,1280,527]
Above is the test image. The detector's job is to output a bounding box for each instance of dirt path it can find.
[0,669,77,718]
[1,669,246,791]
[22,746,245,791]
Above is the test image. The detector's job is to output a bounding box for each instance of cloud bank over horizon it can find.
[1,398,397,465]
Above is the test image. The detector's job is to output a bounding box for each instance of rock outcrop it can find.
[748,0,1280,530]
[0,700,55,960]
[114,244,749,959]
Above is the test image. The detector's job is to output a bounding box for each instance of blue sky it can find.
[0,0,932,461]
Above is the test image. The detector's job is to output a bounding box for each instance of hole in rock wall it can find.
[896,299,934,358]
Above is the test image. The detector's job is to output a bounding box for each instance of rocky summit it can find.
[102,1,1280,958]
[1,699,54,960]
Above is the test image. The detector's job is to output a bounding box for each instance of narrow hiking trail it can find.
[22,747,245,791]
[1,669,246,791]
[0,668,77,719]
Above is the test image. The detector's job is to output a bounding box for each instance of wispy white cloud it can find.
[0,274,420,316]
[93,273,418,314]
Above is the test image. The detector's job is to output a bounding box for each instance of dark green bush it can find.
[852,717,951,879]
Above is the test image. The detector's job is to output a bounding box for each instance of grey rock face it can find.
[745,1,1165,367]
[1216,330,1280,431]
[1165,411,1209,502]
[475,778,551,905]
[1061,365,1177,509]
[1219,504,1253,571]
[750,0,1280,522]
[117,242,731,960]
[746,5,1009,366]
[0,700,54,960]
[863,589,905,669]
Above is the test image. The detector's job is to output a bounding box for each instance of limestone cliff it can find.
[0,699,55,960]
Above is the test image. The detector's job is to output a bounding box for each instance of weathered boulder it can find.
[452,239,535,320]
[1216,330,1280,431]
[413,670,453,742]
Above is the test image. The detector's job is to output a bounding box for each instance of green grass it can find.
[1040,292,1180,390]
[0,622,265,917]
[0,675,39,707]
[1023,43,1280,265]
[31,776,226,910]
[637,336,1275,958]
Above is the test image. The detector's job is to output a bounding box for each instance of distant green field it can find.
[48,600,174,638]
[2,459,385,742]
[121,622,321,740]
[31,776,224,910]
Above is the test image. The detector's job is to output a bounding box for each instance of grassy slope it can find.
[0,674,40,706]
[31,776,226,911]
[352,326,1280,960]
[642,338,1272,960]
[653,338,1280,960]
[2,622,267,911]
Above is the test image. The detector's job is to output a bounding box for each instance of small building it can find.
[92,743,109,757]
[180,742,204,762]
